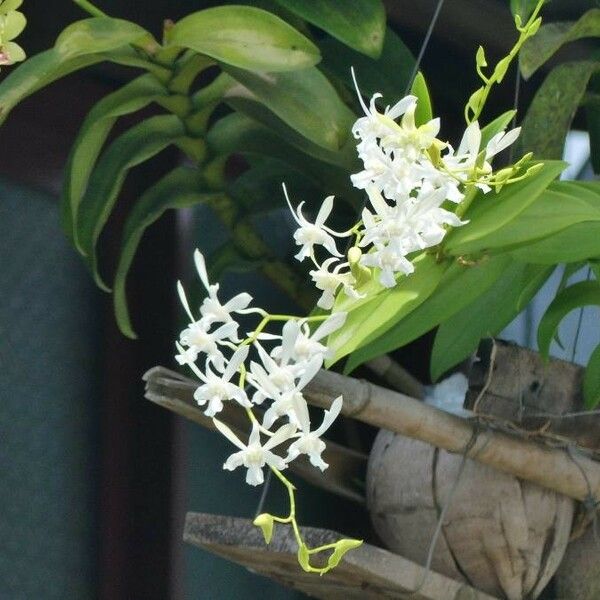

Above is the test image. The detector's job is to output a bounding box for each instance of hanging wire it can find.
[404,0,447,94]
[571,267,593,363]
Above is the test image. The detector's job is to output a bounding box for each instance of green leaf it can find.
[272,0,385,58]
[253,513,275,544]
[321,27,415,101]
[328,254,448,365]
[224,65,355,151]
[61,74,169,241]
[76,114,186,288]
[168,6,320,72]
[444,160,566,252]
[430,262,552,381]
[584,342,600,408]
[518,61,599,159]
[114,166,218,338]
[227,157,323,213]
[537,280,600,359]
[447,180,600,255]
[410,71,432,126]
[54,17,153,59]
[327,538,363,569]
[520,9,600,80]
[206,112,361,203]
[345,255,512,373]
[510,221,600,264]
[0,18,161,126]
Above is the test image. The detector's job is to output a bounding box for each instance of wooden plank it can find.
[143,367,367,504]
[184,512,498,600]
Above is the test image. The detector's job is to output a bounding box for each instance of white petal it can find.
[314,396,343,437]
[317,290,335,310]
[223,450,245,471]
[264,423,296,450]
[213,418,246,450]
[177,281,195,322]
[312,312,347,342]
[223,292,253,313]
[193,249,211,292]
[249,421,261,446]
[283,183,302,226]
[246,465,264,486]
[350,66,371,118]
[296,355,323,391]
[291,393,311,433]
[280,320,301,364]
[222,345,249,382]
[315,195,334,226]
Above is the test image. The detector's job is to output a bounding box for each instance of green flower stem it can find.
[465,0,545,123]
[73,0,106,17]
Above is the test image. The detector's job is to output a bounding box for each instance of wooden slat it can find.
[143,367,367,504]
[184,512,498,600]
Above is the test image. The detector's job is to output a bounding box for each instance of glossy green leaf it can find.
[168,6,320,72]
[518,61,599,159]
[321,27,415,101]
[54,17,152,59]
[537,280,600,359]
[584,342,600,408]
[114,166,217,338]
[430,262,552,381]
[273,0,385,58]
[328,254,448,365]
[345,255,512,373]
[206,112,360,203]
[520,9,600,79]
[510,221,600,264]
[0,18,161,126]
[447,180,600,255]
[224,65,355,152]
[61,74,169,241]
[76,114,185,288]
[410,71,432,126]
[444,160,565,252]
[227,157,322,213]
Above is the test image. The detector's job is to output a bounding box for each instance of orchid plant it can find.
[173,0,581,573]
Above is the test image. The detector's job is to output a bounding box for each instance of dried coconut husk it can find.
[367,432,574,600]
[554,522,600,600]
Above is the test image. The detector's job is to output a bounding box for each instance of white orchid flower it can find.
[283,184,347,262]
[191,346,251,417]
[193,249,255,326]
[178,320,237,371]
[213,419,295,486]
[272,312,347,363]
[309,258,361,310]
[261,355,323,429]
[286,395,343,471]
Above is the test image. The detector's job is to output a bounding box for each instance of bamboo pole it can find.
[143,365,600,504]
[305,369,600,504]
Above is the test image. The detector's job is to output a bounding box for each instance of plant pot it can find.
[366,340,591,600]
[367,431,574,599]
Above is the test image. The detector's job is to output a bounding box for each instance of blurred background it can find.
[0,1,596,598]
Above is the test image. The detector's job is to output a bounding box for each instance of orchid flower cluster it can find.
[285,62,543,301]
[175,249,361,572]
